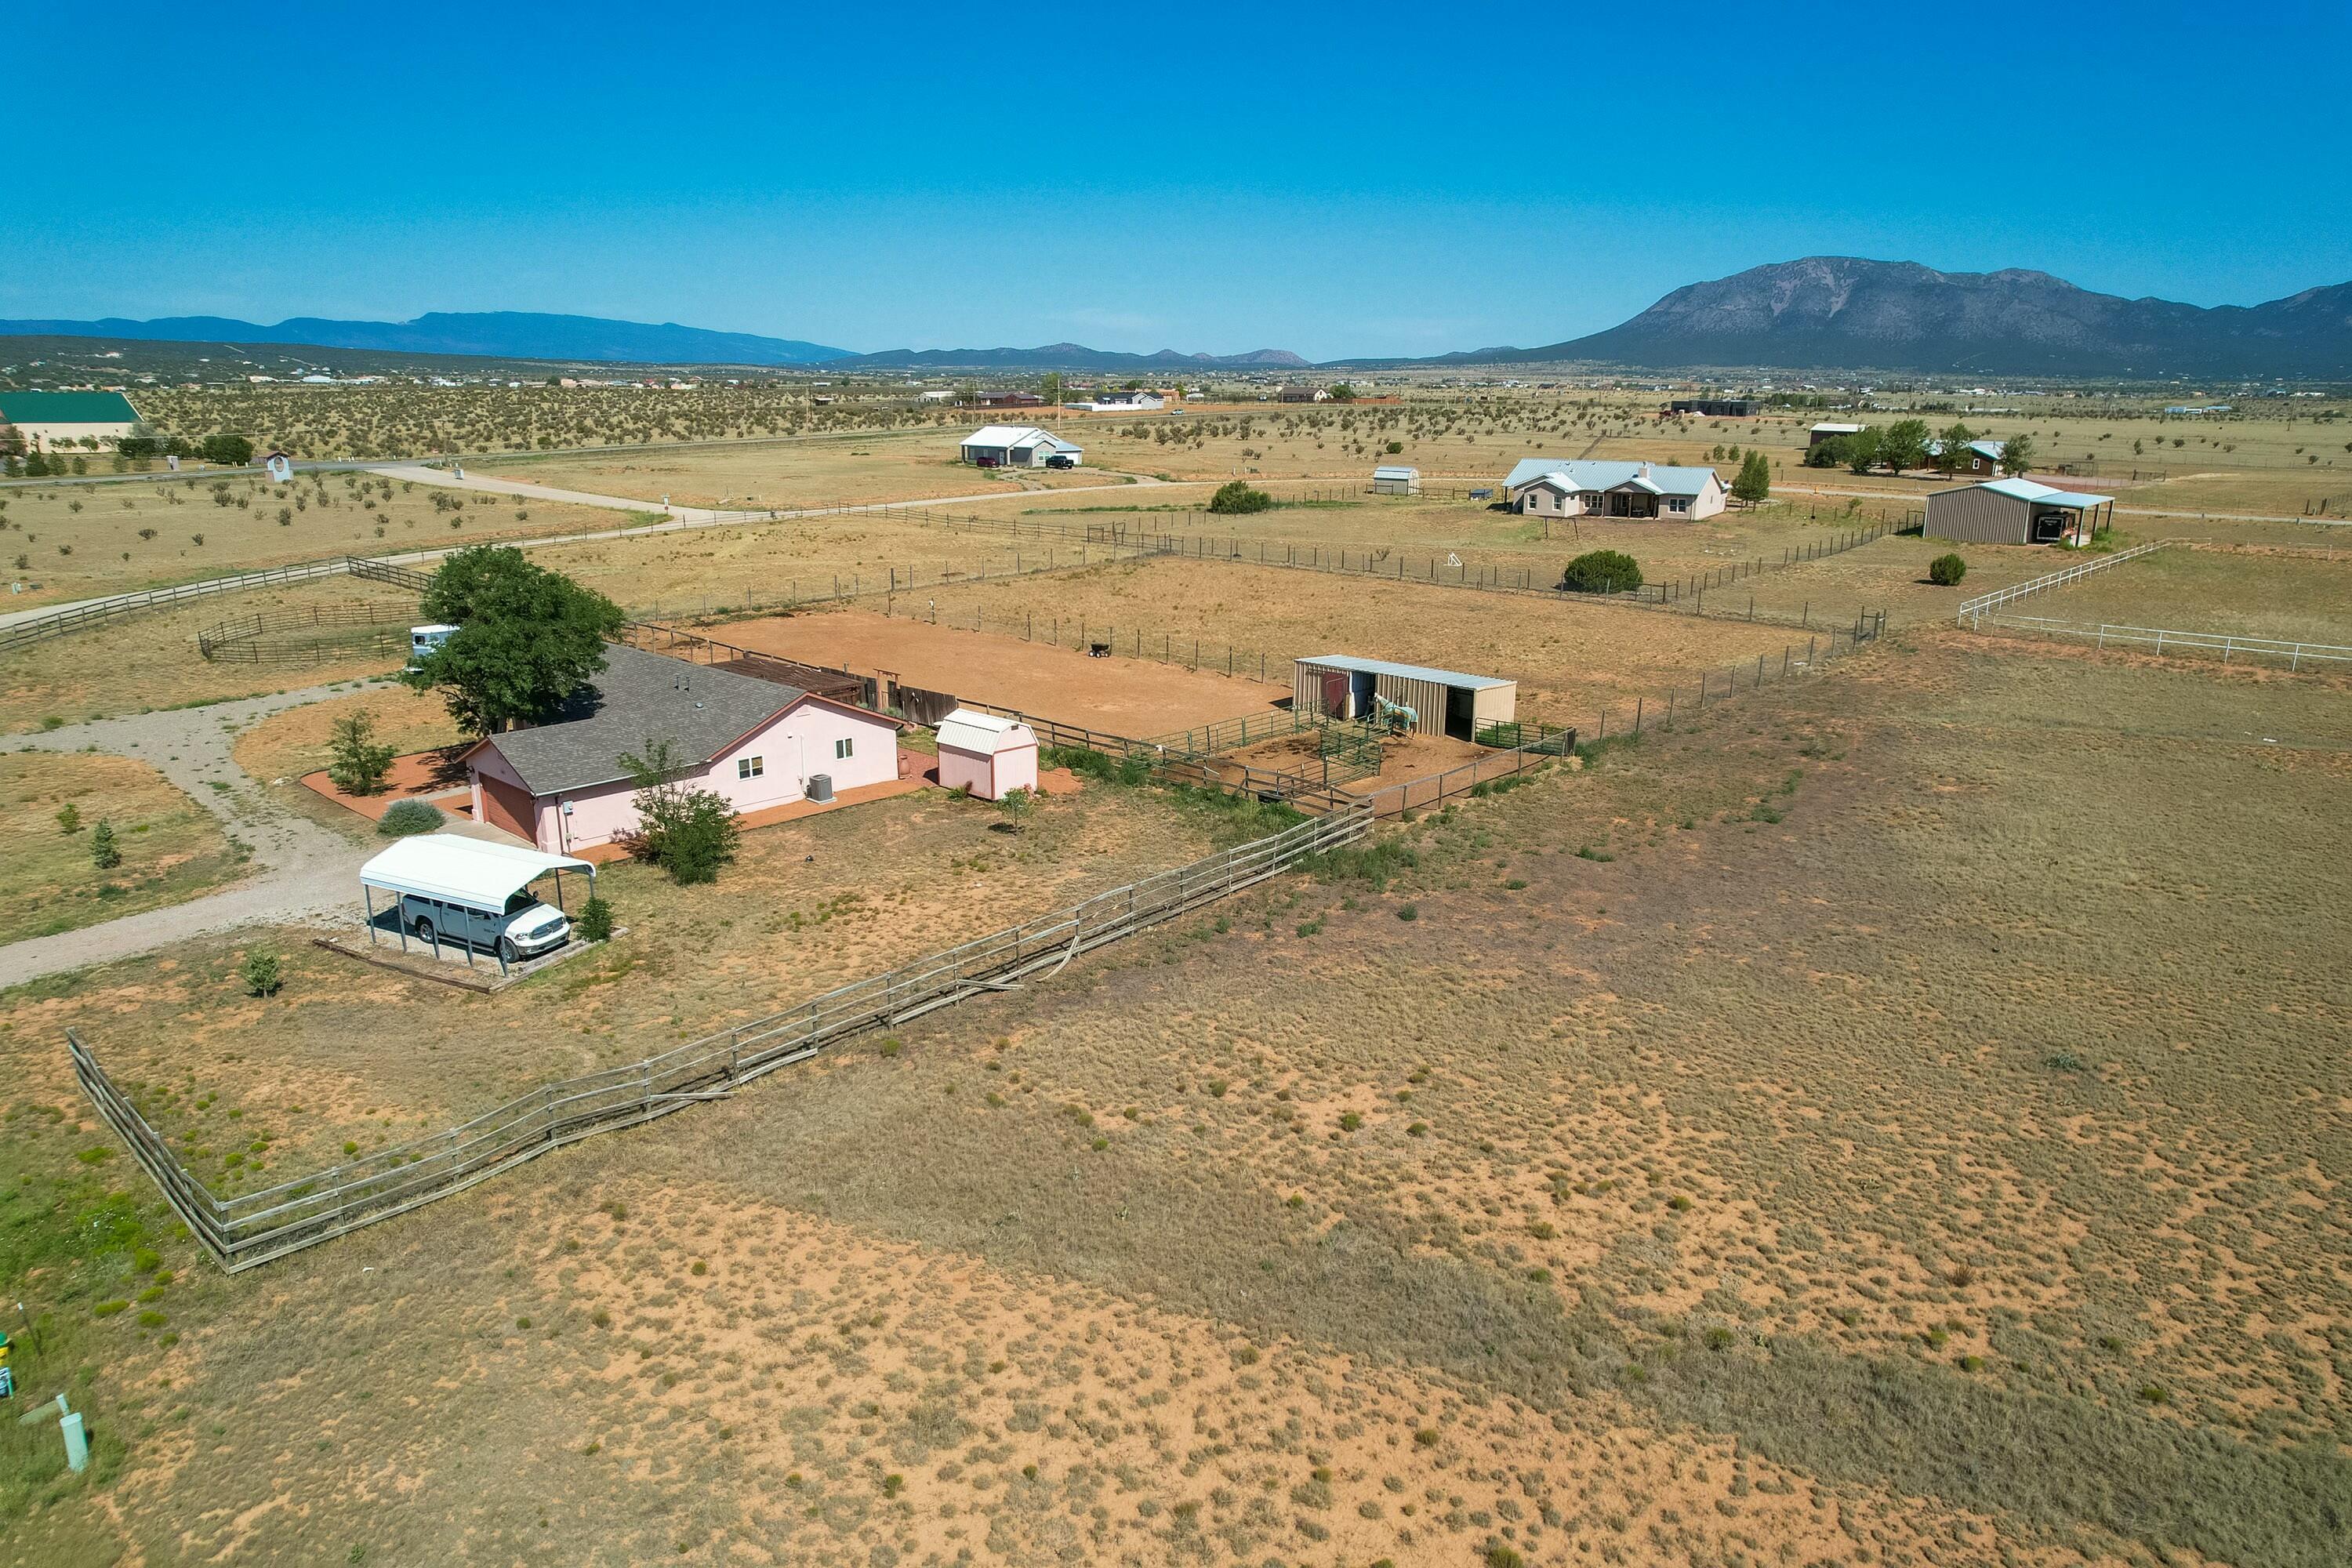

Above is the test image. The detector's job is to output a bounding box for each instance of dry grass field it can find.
[479,430,1125,510]
[783,555,1811,718]
[0,579,418,735]
[1987,546,2352,645]
[0,753,247,943]
[0,470,625,605]
[12,782,1251,1181]
[7,628,2347,1567]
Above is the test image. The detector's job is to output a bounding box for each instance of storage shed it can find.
[1371,465,1421,495]
[1294,654,1515,741]
[934,708,1039,801]
[1924,477,2115,546]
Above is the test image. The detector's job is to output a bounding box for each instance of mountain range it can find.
[7,261,2349,378]
[0,311,850,367]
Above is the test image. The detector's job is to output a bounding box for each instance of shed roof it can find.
[1503,458,1719,497]
[1296,653,1513,691]
[0,390,140,424]
[1940,477,2115,509]
[935,707,1037,755]
[477,643,806,797]
[1809,421,1864,434]
[960,425,1080,452]
[1372,465,1419,480]
[360,834,591,911]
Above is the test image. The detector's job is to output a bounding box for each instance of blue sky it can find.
[7,2,2348,360]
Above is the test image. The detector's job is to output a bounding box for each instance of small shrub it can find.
[1338,1112,1363,1131]
[878,1037,903,1058]
[56,802,82,833]
[1412,1427,1439,1447]
[377,799,445,837]
[1927,553,1968,586]
[1207,480,1272,514]
[1396,903,1418,921]
[241,950,284,997]
[575,895,614,942]
[1559,549,1643,594]
[90,819,122,869]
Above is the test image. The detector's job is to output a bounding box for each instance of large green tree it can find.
[402,546,624,737]
[1933,422,1976,477]
[1998,432,2037,475]
[1842,427,1884,476]
[1730,450,1771,505]
[1878,419,1931,474]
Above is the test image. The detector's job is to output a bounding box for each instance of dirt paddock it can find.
[721,607,1291,736]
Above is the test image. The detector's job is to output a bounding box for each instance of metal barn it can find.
[1292,654,1515,741]
[1924,477,2116,546]
[1371,465,1421,495]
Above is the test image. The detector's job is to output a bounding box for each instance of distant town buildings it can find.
[1666,397,1758,417]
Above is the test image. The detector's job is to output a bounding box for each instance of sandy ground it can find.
[720,608,1292,736]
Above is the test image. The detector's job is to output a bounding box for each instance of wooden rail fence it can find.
[71,804,1370,1272]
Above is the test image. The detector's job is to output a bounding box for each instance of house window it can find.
[1668,498,1688,513]
[738,755,764,779]
[834,737,854,760]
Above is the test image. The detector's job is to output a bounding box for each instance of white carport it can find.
[358,834,595,971]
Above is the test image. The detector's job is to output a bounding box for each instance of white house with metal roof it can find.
[1503,459,1726,521]
[1924,477,2115,546]
[958,426,1083,468]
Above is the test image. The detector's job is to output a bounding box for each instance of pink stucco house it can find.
[463,644,902,855]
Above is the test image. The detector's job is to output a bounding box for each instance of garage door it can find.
[480,775,538,844]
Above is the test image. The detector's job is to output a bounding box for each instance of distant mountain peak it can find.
[1441,257,2352,377]
[0,310,851,366]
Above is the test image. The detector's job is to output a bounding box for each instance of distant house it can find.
[1807,421,1864,447]
[1276,385,1327,403]
[1667,398,1757,417]
[958,426,1083,468]
[0,390,142,451]
[1925,437,2007,475]
[1082,390,1166,411]
[918,389,956,401]
[1371,465,1420,495]
[976,389,1045,408]
[1503,459,1726,521]
[1925,477,2114,547]
[463,644,902,855]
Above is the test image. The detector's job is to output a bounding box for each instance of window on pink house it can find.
[834,737,854,760]
[738,756,764,779]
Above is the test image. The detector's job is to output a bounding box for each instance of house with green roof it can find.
[0,390,143,451]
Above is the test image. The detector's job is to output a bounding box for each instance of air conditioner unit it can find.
[807,773,834,803]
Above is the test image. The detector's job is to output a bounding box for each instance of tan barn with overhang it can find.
[1925,477,2115,546]
[1293,654,1515,740]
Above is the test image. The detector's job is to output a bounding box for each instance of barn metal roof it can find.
[1964,477,2115,509]
[960,425,1080,452]
[1372,465,1419,479]
[936,708,1036,754]
[1503,458,1719,497]
[360,834,591,911]
[1296,653,1513,691]
[0,390,140,424]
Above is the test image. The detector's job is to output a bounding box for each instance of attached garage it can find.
[1292,654,1515,741]
[1925,477,2116,546]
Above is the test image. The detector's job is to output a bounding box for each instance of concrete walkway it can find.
[2,684,393,986]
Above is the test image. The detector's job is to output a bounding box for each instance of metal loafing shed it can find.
[1292,654,1516,740]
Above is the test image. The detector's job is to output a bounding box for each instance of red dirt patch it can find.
[721,608,1290,736]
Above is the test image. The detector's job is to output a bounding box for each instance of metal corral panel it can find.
[1925,485,2031,545]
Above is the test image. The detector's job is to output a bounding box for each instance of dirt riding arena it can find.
[722,607,1291,735]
